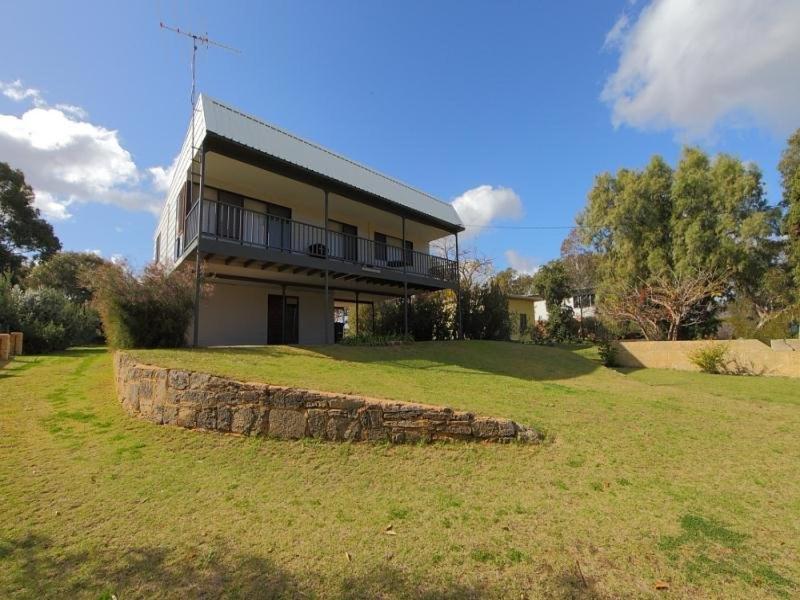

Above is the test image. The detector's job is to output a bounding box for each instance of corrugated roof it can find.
[199,95,463,230]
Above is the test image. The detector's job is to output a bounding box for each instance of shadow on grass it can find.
[0,533,498,599]
[181,340,603,383]
[0,532,303,599]
[313,340,603,382]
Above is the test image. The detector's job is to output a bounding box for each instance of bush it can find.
[545,304,577,343]
[10,286,99,353]
[339,333,413,346]
[91,262,197,349]
[688,343,729,374]
[597,338,618,367]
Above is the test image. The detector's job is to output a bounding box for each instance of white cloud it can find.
[451,185,523,240]
[0,79,170,221]
[0,79,44,105]
[54,103,88,119]
[147,154,179,193]
[602,0,800,138]
[110,253,125,264]
[603,13,630,50]
[504,250,540,275]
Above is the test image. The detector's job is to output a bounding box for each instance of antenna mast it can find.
[159,22,240,111]
[160,22,240,347]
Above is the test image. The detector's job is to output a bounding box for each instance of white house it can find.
[533,290,597,322]
[154,95,464,346]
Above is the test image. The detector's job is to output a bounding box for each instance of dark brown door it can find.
[268,294,299,344]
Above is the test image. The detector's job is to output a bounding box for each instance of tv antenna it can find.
[159,22,240,304]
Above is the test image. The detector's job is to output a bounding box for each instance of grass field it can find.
[1,342,798,599]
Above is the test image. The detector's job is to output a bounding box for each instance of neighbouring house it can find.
[533,289,597,323]
[508,294,540,340]
[154,96,464,346]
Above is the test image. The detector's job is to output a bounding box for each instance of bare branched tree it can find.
[600,268,727,340]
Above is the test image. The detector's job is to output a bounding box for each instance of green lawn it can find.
[1,342,799,599]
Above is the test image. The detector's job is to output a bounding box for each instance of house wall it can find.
[196,280,334,346]
[533,297,596,322]
[202,152,445,256]
[154,108,206,267]
[508,298,535,341]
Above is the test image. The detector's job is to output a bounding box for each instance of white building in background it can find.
[533,290,597,322]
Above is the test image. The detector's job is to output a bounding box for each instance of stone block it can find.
[472,418,499,439]
[325,414,355,441]
[176,406,198,428]
[231,406,256,434]
[168,370,190,390]
[268,409,307,439]
[359,409,383,429]
[195,408,217,430]
[217,406,233,432]
[269,388,310,409]
[327,396,365,411]
[444,422,473,436]
[307,409,328,438]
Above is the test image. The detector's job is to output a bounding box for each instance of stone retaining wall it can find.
[114,353,542,444]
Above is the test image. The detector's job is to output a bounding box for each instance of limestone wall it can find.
[114,352,542,444]
[613,339,799,378]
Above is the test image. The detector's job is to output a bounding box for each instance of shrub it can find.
[10,286,99,353]
[0,271,16,332]
[339,333,413,346]
[597,338,618,367]
[91,262,197,349]
[545,304,577,343]
[688,343,730,374]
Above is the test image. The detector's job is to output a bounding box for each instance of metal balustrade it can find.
[183,200,458,283]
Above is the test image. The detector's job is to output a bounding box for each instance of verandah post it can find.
[192,143,206,348]
[324,190,330,344]
[456,231,463,340]
[402,215,408,338]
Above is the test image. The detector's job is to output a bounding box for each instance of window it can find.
[574,293,596,309]
[328,220,357,261]
[375,232,387,261]
[374,232,412,266]
[520,313,528,332]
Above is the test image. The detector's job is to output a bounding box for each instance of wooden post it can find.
[0,333,9,360]
[10,332,23,356]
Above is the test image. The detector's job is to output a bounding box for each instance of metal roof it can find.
[199,95,463,230]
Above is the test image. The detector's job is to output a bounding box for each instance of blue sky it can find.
[2,0,798,271]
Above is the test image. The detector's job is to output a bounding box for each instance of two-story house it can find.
[154,96,464,346]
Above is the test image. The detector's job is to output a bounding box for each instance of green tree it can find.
[0,162,61,278]
[778,128,800,286]
[494,268,536,295]
[26,251,108,304]
[531,260,571,306]
[578,148,782,339]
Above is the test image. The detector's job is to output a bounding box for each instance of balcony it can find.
[184,200,458,284]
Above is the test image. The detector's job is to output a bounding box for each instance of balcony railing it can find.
[184,200,458,283]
